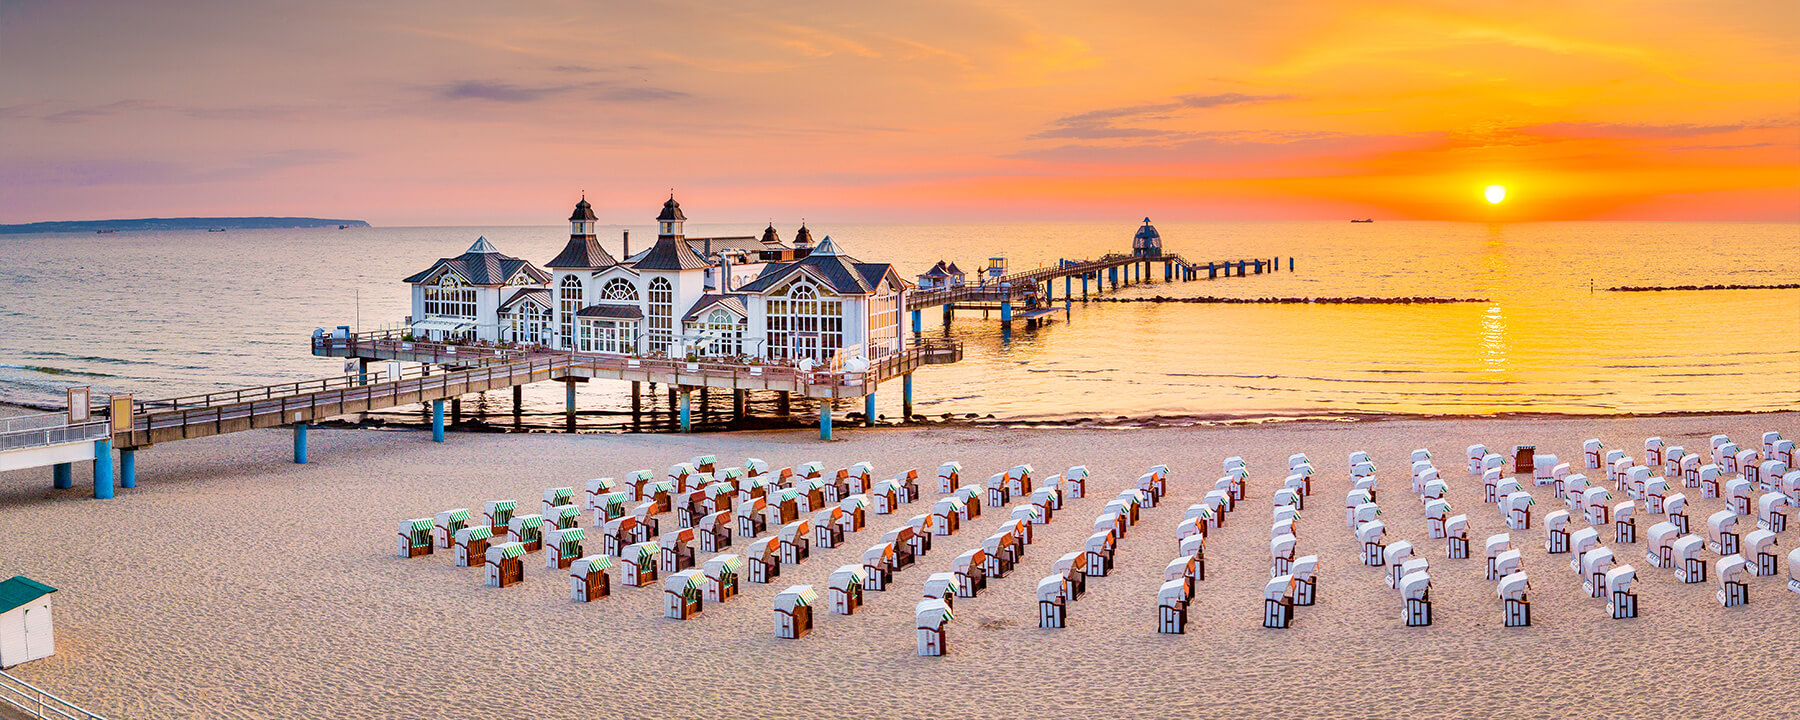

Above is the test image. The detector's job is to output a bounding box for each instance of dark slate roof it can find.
[576,303,644,320]
[944,262,965,275]
[682,294,748,322]
[0,575,57,614]
[684,237,763,255]
[792,223,813,246]
[657,196,686,222]
[546,235,617,269]
[500,287,551,311]
[760,223,782,246]
[631,235,710,271]
[569,197,597,222]
[1134,218,1160,242]
[735,242,900,295]
[921,261,951,278]
[402,237,551,286]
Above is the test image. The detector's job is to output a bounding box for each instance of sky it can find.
[2,0,1797,224]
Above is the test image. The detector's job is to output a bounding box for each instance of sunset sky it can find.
[2,0,1796,224]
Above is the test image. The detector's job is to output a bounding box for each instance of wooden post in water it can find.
[734,389,746,419]
[779,391,791,416]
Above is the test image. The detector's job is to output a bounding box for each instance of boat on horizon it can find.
[338,224,350,230]
[1350,218,1373,223]
[95,229,115,234]
[208,227,226,232]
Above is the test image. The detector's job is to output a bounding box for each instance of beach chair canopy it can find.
[916,598,953,625]
[487,542,526,562]
[776,585,819,610]
[666,569,705,593]
[954,548,985,572]
[575,554,614,573]
[459,526,493,542]
[627,542,658,565]
[1291,555,1317,578]
[1604,565,1635,592]
[751,536,780,556]
[1265,575,1294,600]
[800,461,825,477]
[439,508,471,523]
[830,565,866,589]
[864,543,895,566]
[1039,575,1067,602]
[403,518,433,534]
[660,528,695,548]
[1066,466,1089,481]
[1055,551,1085,574]
[586,477,617,492]
[780,520,811,540]
[1497,572,1528,599]
[627,469,654,483]
[705,554,744,576]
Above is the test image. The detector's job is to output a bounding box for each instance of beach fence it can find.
[0,669,111,720]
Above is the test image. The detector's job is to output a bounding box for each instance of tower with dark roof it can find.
[760,223,781,246]
[547,196,617,269]
[657,195,686,239]
[792,222,814,253]
[1133,217,1162,258]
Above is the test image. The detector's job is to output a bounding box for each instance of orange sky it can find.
[2,0,1796,224]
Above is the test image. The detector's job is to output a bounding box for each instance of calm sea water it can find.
[1,221,1795,428]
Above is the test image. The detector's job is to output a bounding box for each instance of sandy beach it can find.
[3,413,1797,719]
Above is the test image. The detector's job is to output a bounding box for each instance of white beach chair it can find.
[1499,572,1530,627]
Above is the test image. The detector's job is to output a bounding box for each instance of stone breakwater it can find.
[1605,283,1799,292]
[1088,295,1488,304]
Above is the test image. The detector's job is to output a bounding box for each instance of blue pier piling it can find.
[679,389,692,433]
[1109,266,1118,289]
[1045,280,1052,303]
[294,423,308,464]
[432,399,446,442]
[1082,274,1089,299]
[357,359,368,386]
[1001,298,1013,324]
[903,373,914,420]
[53,462,72,489]
[820,403,833,441]
[1290,257,1295,271]
[93,438,113,500]
[864,393,876,428]
[912,309,921,334]
[1064,276,1072,306]
[121,448,136,488]
[1238,260,1246,276]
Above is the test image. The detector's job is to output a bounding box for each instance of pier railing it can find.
[0,414,112,452]
[0,670,111,720]
[311,333,524,365]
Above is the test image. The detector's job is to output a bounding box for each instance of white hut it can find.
[485,542,527,588]
[397,518,434,558]
[570,555,612,602]
[0,576,58,668]
[1758,492,1788,534]
[937,461,963,494]
[882,526,917,571]
[1424,499,1452,539]
[659,527,696,574]
[1037,575,1069,629]
[829,565,866,615]
[1673,534,1707,583]
[1271,534,1298,577]
[1716,555,1749,607]
[433,508,471,549]
[1154,578,1187,634]
[544,527,585,570]
[664,569,705,620]
[621,541,658,587]
[1645,522,1679,568]
[932,498,963,537]
[1400,571,1432,626]
[906,515,935,557]
[1580,547,1616,598]
[508,514,545,552]
[1290,555,1318,605]
[916,598,953,656]
[697,510,732,553]
[1543,510,1570,554]
[1030,488,1057,522]
[1583,439,1604,469]
[871,480,901,515]
[863,543,896,592]
[1085,530,1117,577]
[1499,571,1530,627]
[1264,575,1295,629]
[779,520,811,565]
[812,506,846,549]
[1054,551,1088,600]
[454,526,493,567]
[773,585,817,639]
[484,500,517,535]
[704,554,742,603]
[541,486,574,518]
[1581,488,1611,526]
[601,516,639,557]
[1707,510,1739,556]
[747,536,781,584]
[1666,493,1691,534]
[1505,492,1534,531]
[1445,515,1470,559]
[1725,478,1754,516]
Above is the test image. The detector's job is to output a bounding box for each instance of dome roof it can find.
[657,195,686,222]
[761,223,780,245]
[1134,218,1160,242]
[569,196,598,222]
[793,223,813,247]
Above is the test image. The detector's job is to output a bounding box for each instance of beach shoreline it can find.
[3,413,1796,718]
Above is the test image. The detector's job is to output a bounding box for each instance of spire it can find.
[466,236,498,254]
[793,222,813,248]
[813,235,841,256]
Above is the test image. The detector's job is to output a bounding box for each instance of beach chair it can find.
[1625,466,1651,501]
[922,572,959,608]
[1662,447,1685,479]
[1785,470,1800,505]
[433,509,470,550]
[1580,547,1615,598]
[1271,534,1297,577]
[1582,440,1604,469]
[396,518,433,558]
[1643,478,1668,515]
[1065,466,1089,499]
[1788,548,1800,596]
[747,537,781,584]
[544,527,585,570]
[981,533,1016,580]
[593,492,629,526]
[1735,449,1759,485]
[906,515,935,557]
[1425,499,1452,539]
[774,586,816,639]
[454,526,492,567]
[1707,510,1739,556]
[663,569,705,620]
[1745,530,1779,577]
[1273,487,1303,513]
[1055,551,1089,600]
[1264,575,1296,628]
[482,500,517,536]
[779,520,811,565]
[540,487,574,519]
[1716,443,1740,473]
[697,510,732,553]
[745,458,771,479]
[916,599,953,656]
[1401,571,1432,626]
[1155,578,1186,634]
[1349,502,1380,531]
[1204,491,1230,529]
[675,490,706,528]
[953,549,987,597]
[1357,521,1387,566]
[1030,488,1057,523]
[1673,535,1707,583]
[628,502,660,542]
[828,565,865,616]
[883,526,917,571]
[507,514,545,553]
[703,554,741,603]
[485,542,526,588]
[658,528,695,574]
[1506,491,1535,531]
[620,542,658,587]
[1609,457,1632,490]
[1495,478,1522,510]
[985,473,1009,508]
[1271,517,1296,541]
[932,498,963,537]
[863,542,897,592]
[1007,464,1035,499]
[1697,464,1721,498]
[895,470,921,504]
[1606,566,1637,619]
[1485,534,1511,580]
[1643,438,1665,473]
[1085,530,1117,576]
[570,555,612,602]
[1286,555,1317,606]
[1665,493,1691,534]
[936,462,963,494]
[735,498,769,538]
[1645,522,1679,568]
[1532,454,1559,485]
[1467,445,1489,475]
[1446,515,1470,559]
[1499,572,1530,627]
[1708,435,1731,464]
[1760,460,1790,493]
[1568,528,1600,574]
[1716,555,1749,607]
[1544,510,1570,554]
[582,478,617,512]
[1613,501,1636,544]
[1039,575,1070,629]
[1493,549,1522,581]
[812,507,846,549]
[1581,488,1611,526]
[548,504,580,531]
[1679,455,1701,488]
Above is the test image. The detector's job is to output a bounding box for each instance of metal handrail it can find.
[0,670,111,720]
[0,420,111,453]
[0,413,73,434]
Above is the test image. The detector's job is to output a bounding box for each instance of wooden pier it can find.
[906,252,1291,329]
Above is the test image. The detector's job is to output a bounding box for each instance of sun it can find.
[1484,185,1507,204]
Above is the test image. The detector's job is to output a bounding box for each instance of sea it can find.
[1,221,1795,430]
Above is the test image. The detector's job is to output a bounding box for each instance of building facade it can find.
[404,196,910,364]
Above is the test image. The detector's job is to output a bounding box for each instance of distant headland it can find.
[0,217,371,234]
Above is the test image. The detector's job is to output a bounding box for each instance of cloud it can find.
[42,99,164,124]
[428,79,688,104]
[1032,93,1295,140]
[1012,131,1437,170]
[1515,121,1748,140]
[1,149,353,187]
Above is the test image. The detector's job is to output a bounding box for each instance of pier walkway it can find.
[905,252,1289,327]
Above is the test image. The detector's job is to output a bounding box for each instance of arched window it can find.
[697,308,743,357]
[602,278,639,302]
[647,277,673,354]
[765,281,842,360]
[423,273,476,318]
[559,276,583,348]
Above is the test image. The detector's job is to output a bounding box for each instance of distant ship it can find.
[95,229,115,234]
[1350,218,1373,223]
[208,228,226,232]
[338,224,350,230]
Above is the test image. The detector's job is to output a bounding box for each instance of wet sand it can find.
[3,413,1796,719]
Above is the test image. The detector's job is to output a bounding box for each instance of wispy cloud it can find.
[42,99,164,124]
[1033,93,1295,140]
[428,79,687,104]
